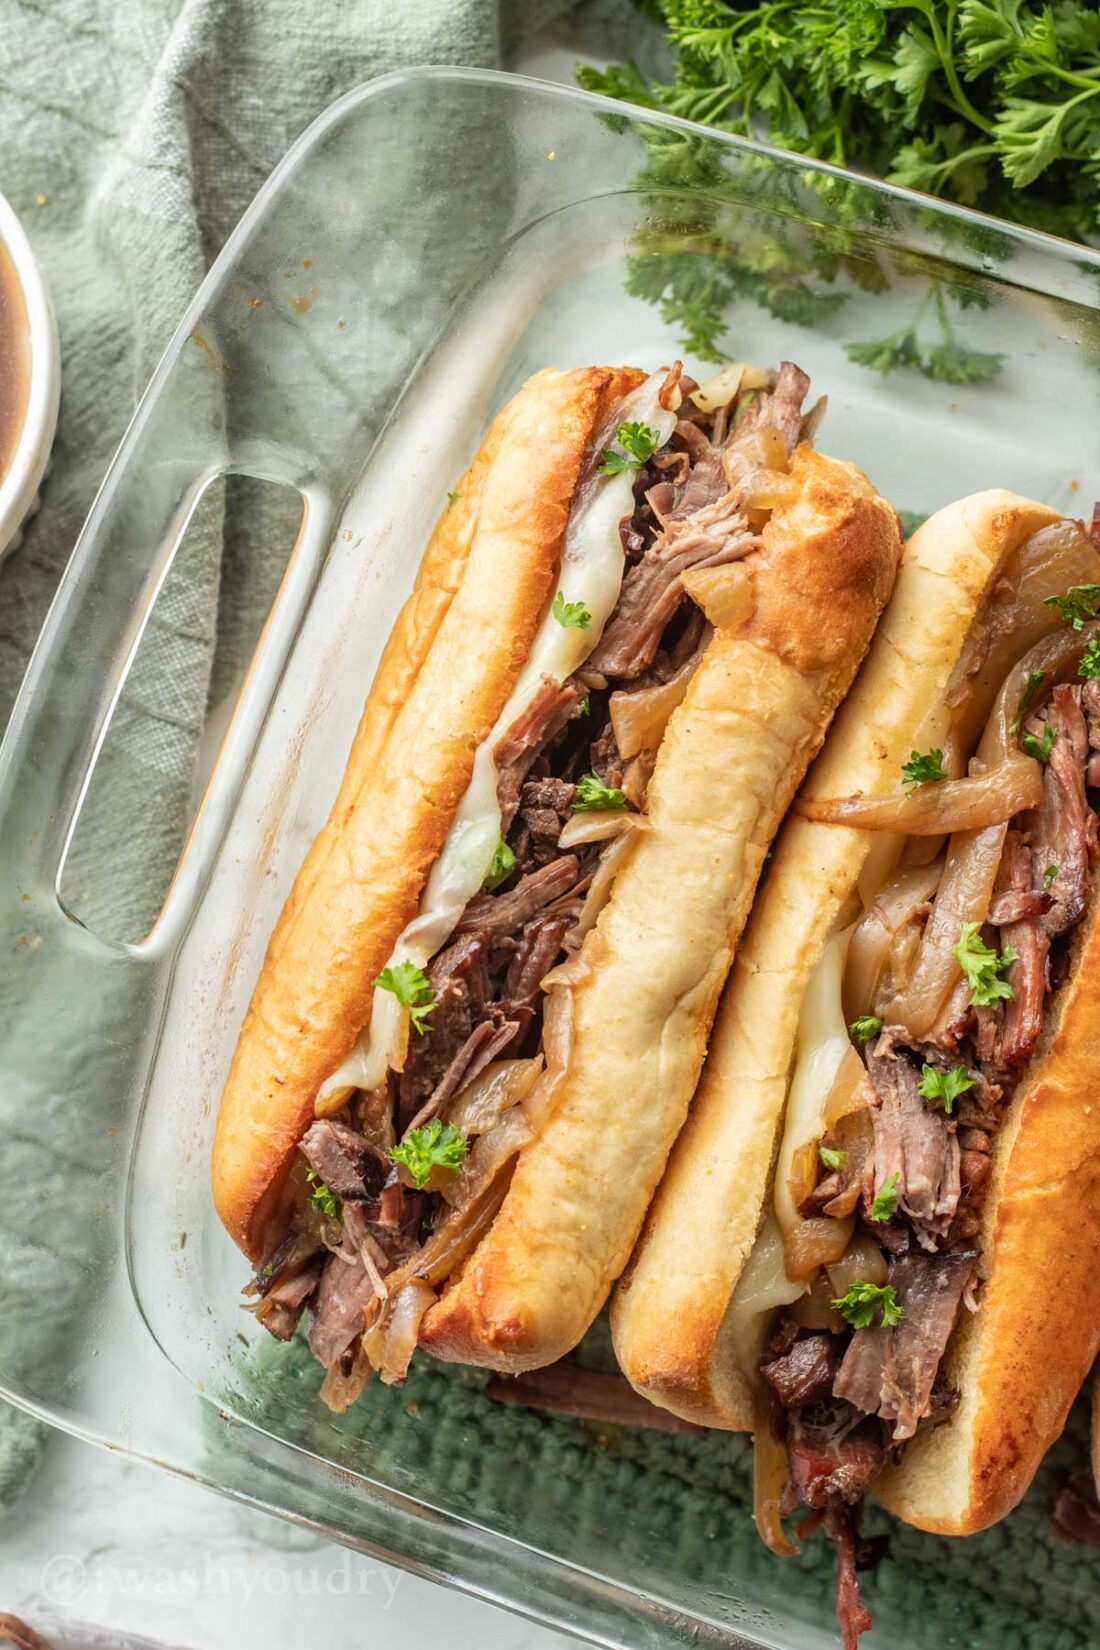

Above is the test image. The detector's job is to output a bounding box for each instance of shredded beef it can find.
[495,677,583,831]
[255,1253,324,1340]
[823,1505,874,1650]
[737,361,812,455]
[1033,684,1096,937]
[866,1033,961,1247]
[787,1406,886,1509]
[503,915,571,1016]
[589,719,624,789]
[397,933,491,1123]
[405,1014,522,1135]
[300,1120,389,1202]
[761,1333,839,1410]
[990,831,1049,1069]
[308,1250,382,1367]
[515,777,575,870]
[458,856,579,939]
[487,1363,703,1432]
[832,1250,976,1440]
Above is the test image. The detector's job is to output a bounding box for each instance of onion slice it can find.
[754,1398,800,1558]
[572,831,639,940]
[445,1057,544,1137]
[610,650,705,760]
[558,809,650,849]
[378,1281,435,1386]
[798,757,1043,835]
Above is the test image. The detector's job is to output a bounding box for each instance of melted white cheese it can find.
[319,373,678,1101]
[773,926,853,1235]
[724,926,854,1374]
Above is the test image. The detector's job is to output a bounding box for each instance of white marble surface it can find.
[0,19,670,1650]
[0,1428,581,1650]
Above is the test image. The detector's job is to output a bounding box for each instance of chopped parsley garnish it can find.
[819,1145,845,1172]
[918,1063,976,1116]
[831,1281,905,1331]
[578,695,591,718]
[598,420,662,476]
[1045,585,1100,630]
[574,772,628,812]
[1044,864,1060,891]
[849,1015,883,1046]
[1079,639,1100,680]
[901,748,946,793]
[306,1170,340,1219]
[553,591,591,629]
[483,837,516,893]
[390,1119,468,1190]
[374,960,436,1035]
[869,1172,900,1223]
[446,489,460,505]
[1011,670,1046,736]
[953,922,1017,1009]
[1020,721,1056,764]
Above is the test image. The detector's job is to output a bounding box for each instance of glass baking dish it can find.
[2,66,1099,1650]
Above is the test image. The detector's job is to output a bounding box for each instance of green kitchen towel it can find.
[0,0,658,1516]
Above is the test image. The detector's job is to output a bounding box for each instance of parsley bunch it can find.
[583,3,1100,246]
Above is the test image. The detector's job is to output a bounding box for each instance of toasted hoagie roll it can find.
[612,492,1100,1648]
[213,359,901,1408]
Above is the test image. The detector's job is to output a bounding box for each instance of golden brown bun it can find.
[610,490,1064,1429]
[213,366,639,1259]
[875,884,1100,1534]
[419,447,902,1371]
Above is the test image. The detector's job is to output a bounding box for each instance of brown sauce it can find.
[0,238,30,486]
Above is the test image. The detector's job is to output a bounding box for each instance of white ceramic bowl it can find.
[0,187,59,564]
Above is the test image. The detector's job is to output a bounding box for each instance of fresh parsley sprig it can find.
[918,1064,976,1115]
[1020,721,1056,764]
[306,1170,341,1219]
[390,1119,468,1190]
[832,1280,905,1330]
[849,1015,883,1046]
[819,1145,845,1172]
[1011,669,1046,736]
[869,1172,901,1224]
[374,960,437,1035]
[954,922,1017,1009]
[574,772,628,812]
[553,591,592,630]
[483,837,516,893]
[901,748,946,793]
[1079,639,1100,680]
[1046,585,1100,630]
[599,420,662,476]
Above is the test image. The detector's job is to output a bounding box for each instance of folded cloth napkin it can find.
[0,0,655,1518]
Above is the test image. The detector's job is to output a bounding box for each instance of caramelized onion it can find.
[445,1057,544,1137]
[612,651,705,760]
[754,1401,800,1558]
[843,857,944,1024]
[784,1211,856,1281]
[826,1233,888,1295]
[558,808,651,849]
[821,1109,875,1220]
[789,1270,845,1331]
[823,1045,873,1129]
[519,969,579,1133]
[572,832,638,939]
[798,758,1043,835]
[437,1105,532,1210]
[680,565,752,630]
[947,518,1100,750]
[691,361,772,413]
[378,1281,435,1386]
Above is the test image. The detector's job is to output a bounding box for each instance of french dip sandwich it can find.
[612,492,1100,1646]
[212,359,901,1409]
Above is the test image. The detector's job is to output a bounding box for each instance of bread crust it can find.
[610,491,1064,1429]
[419,447,902,1371]
[213,366,638,1258]
[875,884,1100,1534]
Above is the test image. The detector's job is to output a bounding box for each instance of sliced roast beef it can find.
[737,361,812,455]
[300,1120,389,1201]
[1033,685,1096,937]
[458,856,579,940]
[397,932,491,1123]
[760,1333,839,1410]
[787,1406,886,1509]
[405,1014,522,1135]
[514,776,576,869]
[832,1250,976,1441]
[866,1034,961,1246]
[990,831,1049,1069]
[254,1253,324,1340]
[823,1505,874,1650]
[495,676,583,831]
[308,1250,382,1367]
[503,914,571,1016]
